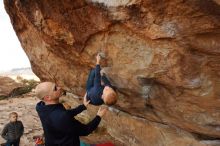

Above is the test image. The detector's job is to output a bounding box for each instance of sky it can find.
[0,1,31,72]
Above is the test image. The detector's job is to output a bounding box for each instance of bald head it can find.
[35,82,55,100]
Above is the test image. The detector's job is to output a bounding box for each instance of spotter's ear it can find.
[43,95,50,101]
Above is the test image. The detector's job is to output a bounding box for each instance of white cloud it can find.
[0,1,31,71]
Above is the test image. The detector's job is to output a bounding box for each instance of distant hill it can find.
[0,67,34,75]
[0,67,39,81]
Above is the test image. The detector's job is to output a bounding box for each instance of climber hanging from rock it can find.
[85,53,117,106]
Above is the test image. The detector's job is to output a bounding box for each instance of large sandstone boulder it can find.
[0,76,22,98]
[4,0,220,145]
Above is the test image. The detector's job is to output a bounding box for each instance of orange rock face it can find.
[4,0,220,145]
